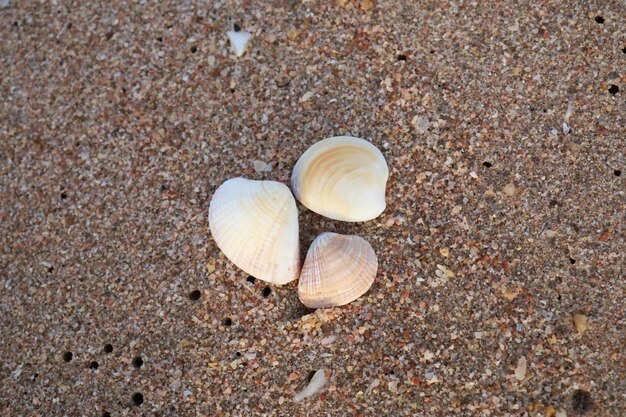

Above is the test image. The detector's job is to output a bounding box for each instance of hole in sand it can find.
[262,287,272,298]
[132,392,144,406]
[132,356,143,369]
[572,389,592,413]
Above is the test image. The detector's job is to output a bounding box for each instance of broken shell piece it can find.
[572,314,588,333]
[562,122,571,134]
[291,136,388,222]
[564,100,574,123]
[514,356,527,380]
[208,178,300,285]
[298,232,377,308]
[226,29,252,57]
[293,369,328,402]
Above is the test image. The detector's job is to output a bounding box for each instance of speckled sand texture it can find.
[1,1,624,416]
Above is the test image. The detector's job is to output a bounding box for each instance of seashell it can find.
[298,232,377,308]
[208,178,300,285]
[293,369,329,402]
[291,136,388,222]
[226,27,252,57]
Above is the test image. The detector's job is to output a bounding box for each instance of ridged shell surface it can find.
[298,232,377,308]
[208,178,300,285]
[291,136,388,222]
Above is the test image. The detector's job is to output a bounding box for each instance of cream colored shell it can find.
[298,232,377,308]
[208,178,300,285]
[291,136,388,222]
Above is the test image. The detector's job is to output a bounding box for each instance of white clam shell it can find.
[291,136,388,222]
[298,232,377,308]
[208,178,300,285]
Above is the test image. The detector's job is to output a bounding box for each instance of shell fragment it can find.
[227,30,252,57]
[293,369,328,402]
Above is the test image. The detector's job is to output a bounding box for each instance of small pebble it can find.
[366,378,380,392]
[562,122,571,134]
[503,183,516,196]
[321,335,337,346]
[11,365,22,378]
[572,314,588,333]
[411,115,430,134]
[299,91,315,103]
[253,160,271,173]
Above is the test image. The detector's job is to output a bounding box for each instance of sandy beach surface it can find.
[1,1,624,416]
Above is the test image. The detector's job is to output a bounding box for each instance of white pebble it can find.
[562,122,571,134]
[299,91,315,103]
[321,335,337,346]
[11,365,22,378]
[253,160,268,173]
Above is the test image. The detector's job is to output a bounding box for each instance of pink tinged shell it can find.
[298,232,377,308]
